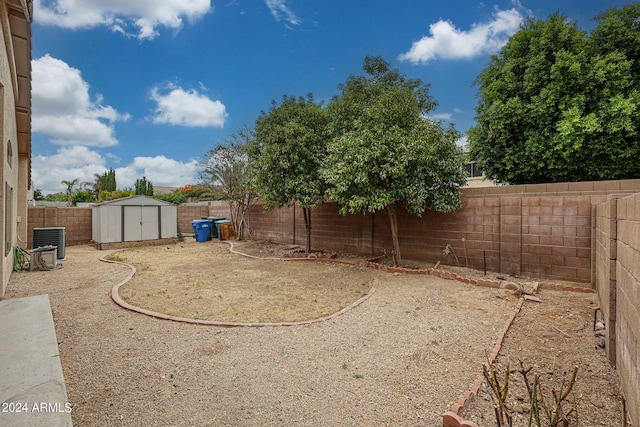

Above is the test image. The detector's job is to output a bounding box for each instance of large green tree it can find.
[249,94,328,253]
[469,10,640,184]
[201,127,258,240]
[322,56,467,267]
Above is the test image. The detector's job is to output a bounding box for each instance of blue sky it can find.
[31,0,632,194]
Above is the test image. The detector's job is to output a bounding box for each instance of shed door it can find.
[141,206,159,240]
[123,206,159,241]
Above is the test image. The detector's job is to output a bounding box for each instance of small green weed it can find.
[106,254,125,262]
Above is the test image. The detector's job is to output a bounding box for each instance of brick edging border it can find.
[103,244,379,327]
[362,256,595,294]
[442,295,526,427]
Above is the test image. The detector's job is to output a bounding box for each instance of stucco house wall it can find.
[0,0,31,297]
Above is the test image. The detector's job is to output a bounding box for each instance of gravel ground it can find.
[5,244,522,426]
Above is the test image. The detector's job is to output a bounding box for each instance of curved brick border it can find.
[283,249,337,259]
[103,245,379,327]
[442,295,526,427]
[363,256,595,294]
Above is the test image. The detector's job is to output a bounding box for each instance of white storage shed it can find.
[92,196,178,244]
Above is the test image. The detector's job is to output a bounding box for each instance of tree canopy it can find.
[249,94,329,252]
[323,56,467,265]
[469,7,640,184]
[591,2,640,87]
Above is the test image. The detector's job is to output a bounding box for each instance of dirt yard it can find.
[113,241,377,323]
[2,239,626,426]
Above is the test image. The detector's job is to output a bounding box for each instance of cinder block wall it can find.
[177,205,209,235]
[518,195,595,281]
[613,193,640,427]
[29,204,213,247]
[26,178,640,284]
[27,207,92,247]
[236,179,640,283]
[595,197,619,363]
[595,192,640,427]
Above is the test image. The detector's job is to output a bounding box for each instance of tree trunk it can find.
[229,201,246,241]
[231,192,255,241]
[228,201,238,238]
[236,204,245,240]
[303,207,312,254]
[237,200,251,241]
[386,204,401,267]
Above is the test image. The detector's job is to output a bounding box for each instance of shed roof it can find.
[92,195,177,207]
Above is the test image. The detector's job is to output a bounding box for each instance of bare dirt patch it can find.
[113,240,377,323]
[461,290,625,427]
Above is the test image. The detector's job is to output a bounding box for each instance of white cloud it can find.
[32,54,129,147]
[32,146,108,194]
[431,113,453,121]
[264,0,301,25]
[115,156,199,188]
[398,8,523,64]
[149,84,227,128]
[32,147,199,194]
[511,0,533,17]
[456,135,469,147]
[34,0,212,40]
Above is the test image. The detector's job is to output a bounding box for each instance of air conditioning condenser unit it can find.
[33,227,65,259]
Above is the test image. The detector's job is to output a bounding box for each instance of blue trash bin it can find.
[192,219,213,242]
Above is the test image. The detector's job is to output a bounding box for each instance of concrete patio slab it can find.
[0,294,72,426]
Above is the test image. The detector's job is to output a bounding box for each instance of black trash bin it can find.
[207,217,226,239]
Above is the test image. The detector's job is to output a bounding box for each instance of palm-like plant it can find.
[92,173,103,201]
[61,178,80,207]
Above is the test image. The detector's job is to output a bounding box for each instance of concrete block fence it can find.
[177,204,210,234]
[27,206,92,247]
[595,192,640,427]
[27,179,640,284]
[199,179,640,284]
[595,197,620,364]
